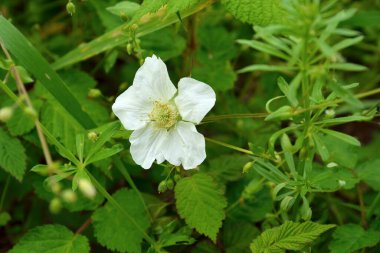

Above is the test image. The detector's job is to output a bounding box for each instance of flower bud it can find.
[49,198,62,214]
[327,162,338,168]
[338,180,346,188]
[166,179,174,190]
[325,109,336,118]
[78,179,96,199]
[88,88,102,98]
[61,189,77,203]
[87,131,98,142]
[66,1,76,16]
[242,161,253,173]
[25,107,37,118]
[126,43,133,55]
[158,181,167,193]
[174,174,181,182]
[50,181,62,194]
[0,107,13,122]
[280,196,295,212]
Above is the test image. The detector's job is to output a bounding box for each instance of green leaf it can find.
[9,224,90,253]
[221,0,286,26]
[328,82,362,108]
[106,1,140,18]
[175,173,227,241]
[328,63,367,72]
[0,16,95,129]
[92,188,150,253]
[223,220,259,253]
[0,212,11,227]
[205,155,250,182]
[357,159,380,191]
[250,221,335,253]
[0,128,26,181]
[320,128,361,147]
[329,224,380,253]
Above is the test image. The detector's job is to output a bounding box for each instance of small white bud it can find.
[49,198,62,214]
[78,179,96,199]
[61,189,77,203]
[325,109,336,118]
[327,162,338,168]
[338,180,346,187]
[87,131,98,142]
[0,107,13,122]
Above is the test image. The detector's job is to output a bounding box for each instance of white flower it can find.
[112,55,216,170]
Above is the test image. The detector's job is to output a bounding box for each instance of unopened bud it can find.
[0,107,13,122]
[327,162,338,168]
[25,107,37,118]
[338,180,346,188]
[66,2,76,16]
[87,131,98,142]
[88,88,102,98]
[61,189,77,203]
[126,43,133,55]
[78,179,96,199]
[242,161,253,173]
[166,179,174,190]
[174,174,181,182]
[280,196,295,212]
[50,181,62,194]
[325,109,336,118]
[158,181,167,193]
[49,198,62,214]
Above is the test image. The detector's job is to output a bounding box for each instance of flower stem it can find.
[205,137,253,155]
[114,158,152,222]
[0,175,11,211]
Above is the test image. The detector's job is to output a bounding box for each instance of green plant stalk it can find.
[0,175,11,211]
[86,170,160,251]
[114,158,152,222]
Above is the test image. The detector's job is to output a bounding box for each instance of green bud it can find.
[88,88,102,98]
[0,107,13,122]
[66,2,76,16]
[280,196,295,212]
[87,131,98,142]
[126,43,133,55]
[49,198,62,214]
[281,134,293,152]
[300,197,312,221]
[173,174,181,182]
[61,189,77,203]
[158,181,167,193]
[325,109,335,118]
[25,107,37,118]
[166,179,174,190]
[242,161,253,173]
[50,182,62,194]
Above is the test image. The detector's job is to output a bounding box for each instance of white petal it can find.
[130,123,167,169]
[175,77,216,124]
[112,85,153,130]
[133,55,177,102]
[163,121,206,170]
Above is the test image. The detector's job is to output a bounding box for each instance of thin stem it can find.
[0,175,11,211]
[86,170,159,250]
[114,158,152,221]
[202,113,267,123]
[1,42,53,166]
[367,192,380,219]
[357,185,368,229]
[205,137,253,155]
[75,218,92,235]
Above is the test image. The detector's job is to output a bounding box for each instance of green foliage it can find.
[329,224,380,253]
[0,128,26,181]
[9,224,90,253]
[250,221,335,253]
[221,0,286,26]
[357,160,380,191]
[92,189,150,253]
[175,173,227,241]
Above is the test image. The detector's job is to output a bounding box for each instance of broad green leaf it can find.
[223,220,259,253]
[329,224,380,253]
[205,154,250,182]
[9,224,90,253]
[250,221,335,253]
[221,0,286,26]
[356,159,380,191]
[345,11,380,27]
[0,128,26,181]
[0,16,95,129]
[175,173,227,241]
[92,189,150,253]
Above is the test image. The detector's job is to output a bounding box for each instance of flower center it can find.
[149,101,179,129]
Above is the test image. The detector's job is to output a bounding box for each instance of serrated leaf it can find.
[329,224,380,253]
[0,128,26,181]
[92,189,150,253]
[175,173,227,241]
[250,221,335,253]
[9,224,90,253]
[356,159,380,191]
[221,0,286,26]
[206,155,250,182]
